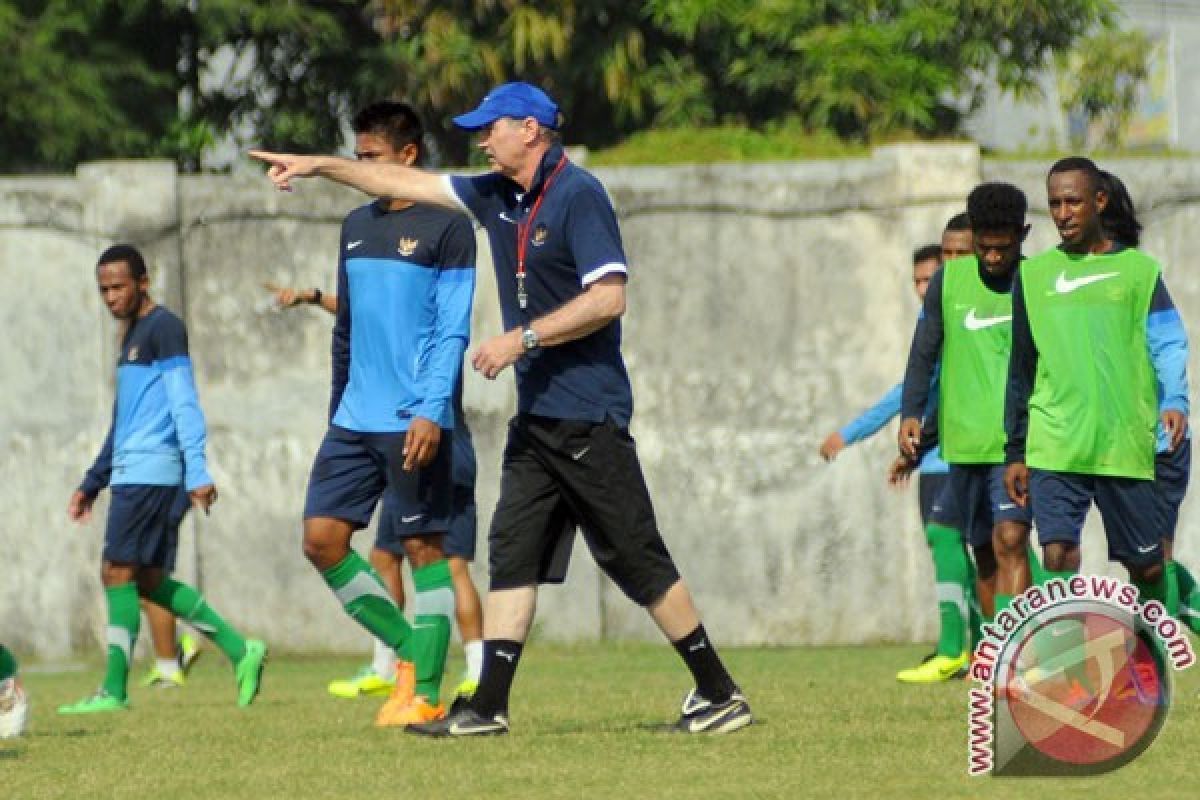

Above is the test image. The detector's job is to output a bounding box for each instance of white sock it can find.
[156,657,182,678]
[372,639,397,679]
[464,639,483,682]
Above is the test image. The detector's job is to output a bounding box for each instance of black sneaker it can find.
[674,688,753,734]
[406,706,510,738]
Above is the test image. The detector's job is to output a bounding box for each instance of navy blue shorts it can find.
[1154,439,1191,542]
[304,425,452,533]
[376,484,477,559]
[918,472,949,527]
[929,464,1031,547]
[1029,469,1162,567]
[104,485,190,569]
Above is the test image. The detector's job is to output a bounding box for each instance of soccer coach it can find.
[251,82,751,737]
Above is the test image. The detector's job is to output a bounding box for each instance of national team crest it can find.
[398,237,418,257]
[532,224,549,247]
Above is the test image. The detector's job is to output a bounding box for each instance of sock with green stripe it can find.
[965,552,984,652]
[1033,569,1091,689]
[927,524,969,658]
[410,559,455,705]
[146,577,247,664]
[102,583,140,701]
[1171,560,1200,634]
[0,644,16,682]
[321,551,412,653]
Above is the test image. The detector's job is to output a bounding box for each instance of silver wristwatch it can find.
[521,327,540,352]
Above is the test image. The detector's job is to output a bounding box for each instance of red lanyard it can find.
[515,153,568,309]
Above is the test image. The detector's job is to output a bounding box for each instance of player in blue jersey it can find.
[251,81,751,736]
[820,243,948,520]
[61,245,266,714]
[285,101,476,728]
[266,277,486,702]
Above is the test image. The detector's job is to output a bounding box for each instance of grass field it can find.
[5,642,1200,799]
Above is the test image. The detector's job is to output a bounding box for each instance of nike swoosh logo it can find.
[997,503,1016,511]
[963,308,1012,331]
[347,240,363,250]
[1054,271,1119,294]
[1137,543,1159,554]
[401,514,422,523]
[571,446,591,461]
[498,212,518,224]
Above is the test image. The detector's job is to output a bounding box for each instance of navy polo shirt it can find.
[447,144,634,426]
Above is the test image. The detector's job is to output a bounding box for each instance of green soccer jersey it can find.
[1020,247,1159,478]
[939,256,1014,463]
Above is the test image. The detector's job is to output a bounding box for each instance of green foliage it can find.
[0,0,1128,171]
[589,125,867,165]
[1057,28,1154,149]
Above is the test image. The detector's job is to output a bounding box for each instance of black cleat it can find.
[674,688,753,734]
[406,706,510,738]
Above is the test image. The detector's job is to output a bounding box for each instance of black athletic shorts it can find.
[488,414,681,606]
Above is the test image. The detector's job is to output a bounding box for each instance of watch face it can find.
[523,329,538,350]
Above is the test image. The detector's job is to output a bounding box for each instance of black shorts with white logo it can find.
[488,414,680,606]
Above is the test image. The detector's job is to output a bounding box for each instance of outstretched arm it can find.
[248,151,459,211]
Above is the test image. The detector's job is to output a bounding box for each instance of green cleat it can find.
[178,632,202,675]
[896,652,968,684]
[139,667,186,689]
[57,690,129,715]
[327,665,395,699]
[235,639,268,707]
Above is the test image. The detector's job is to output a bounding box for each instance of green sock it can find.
[965,552,984,651]
[410,560,455,705]
[927,524,969,658]
[1171,560,1200,634]
[146,577,247,664]
[1035,569,1090,688]
[103,583,140,701]
[322,551,412,653]
[1134,568,1179,617]
[0,644,16,682]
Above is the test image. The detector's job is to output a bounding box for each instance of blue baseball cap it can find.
[452,82,561,131]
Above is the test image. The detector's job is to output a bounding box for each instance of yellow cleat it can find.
[327,666,395,699]
[896,652,968,684]
[375,695,446,728]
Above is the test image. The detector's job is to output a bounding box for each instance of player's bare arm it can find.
[472,274,626,380]
[248,151,457,211]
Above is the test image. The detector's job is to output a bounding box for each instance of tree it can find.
[1057,28,1154,150]
[0,0,1128,171]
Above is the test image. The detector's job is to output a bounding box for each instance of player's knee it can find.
[1128,559,1164,585]
[992,524,1028,558]
[301,530,342,569]
[402,534,445,567]
[1042,543,1070,572]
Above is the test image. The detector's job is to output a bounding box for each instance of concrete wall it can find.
[4,145,1198,658]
